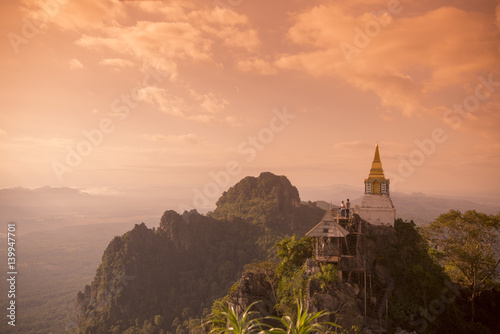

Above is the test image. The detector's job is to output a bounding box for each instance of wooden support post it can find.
[316,238,319,258]
[386,298,388,319]
[364,269,367,318]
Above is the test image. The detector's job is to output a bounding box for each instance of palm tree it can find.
[264,298,340,334]
[208,301,264,334]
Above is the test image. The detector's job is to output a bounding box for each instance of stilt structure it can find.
[306,144,396,331]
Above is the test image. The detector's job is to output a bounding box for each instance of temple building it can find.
[305,143,397,267]
[305,144,397,323]
[358,144,396,226]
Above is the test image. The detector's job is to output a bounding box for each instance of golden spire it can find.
[373,142,381,162]
[367,143,385,180]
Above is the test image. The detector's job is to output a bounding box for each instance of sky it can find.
[1,0,500,211]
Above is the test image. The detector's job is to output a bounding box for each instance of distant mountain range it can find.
[302,184,499,225]
[0,186,162,234]
[1,183,498,231]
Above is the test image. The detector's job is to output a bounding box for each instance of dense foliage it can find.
[209,298,338,334]
[208,301,264,334]
[274,236,315,315]
[265,297,339,334]
[423,210,500,328]
[76,215,262,333]
[422,210,500,321]
[383,219,468,333]
[206,235,342,332]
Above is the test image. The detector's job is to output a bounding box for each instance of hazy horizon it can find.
[1,0,500,208]
[1,178,498,220]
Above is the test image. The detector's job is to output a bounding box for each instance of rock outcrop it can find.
[229,271,278,319]
[306,277,365,330]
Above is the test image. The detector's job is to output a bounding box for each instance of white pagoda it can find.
[358,144,396,226]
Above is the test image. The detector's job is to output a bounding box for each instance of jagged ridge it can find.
[75,172,325,333]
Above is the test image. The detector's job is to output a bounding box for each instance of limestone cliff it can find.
[75,172,325,333]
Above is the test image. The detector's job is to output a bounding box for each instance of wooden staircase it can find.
[367,275,394,329]
[347,233,358,255]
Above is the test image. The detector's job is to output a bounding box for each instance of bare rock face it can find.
[347,215,398,280]
[357,218,398,274]
[228,271,277,319]
[306,277,364,330]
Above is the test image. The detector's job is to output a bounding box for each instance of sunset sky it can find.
[1,0,500,210]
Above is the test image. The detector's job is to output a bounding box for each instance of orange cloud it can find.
[497,3,500,31]
[59,1,261,125]
[136,86,233,123]
[190,7,260,51]
[142,133,206,145]
[69,58,85,70]
[67,3,261,78]
[270,3,500,131]
[21,0,127,32]
[235,57,277,75]
[99,58,134,68]
[137,86,187,116]
[199,93,229,114]
[75,21,209,79]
